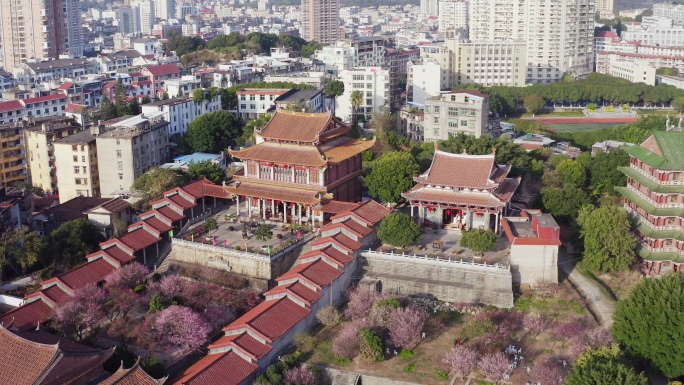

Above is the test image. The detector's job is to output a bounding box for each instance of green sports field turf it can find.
[547,123,625,133]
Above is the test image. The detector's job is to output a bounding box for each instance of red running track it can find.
[540,117,639,124]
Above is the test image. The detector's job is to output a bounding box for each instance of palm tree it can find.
[350,90,363,128]
[325,80,345,115]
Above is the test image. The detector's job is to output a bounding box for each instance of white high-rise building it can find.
[622,16,684,48]
[156,0,175,20]
[438,0,468,33]
[468,0,595,83]
[133,0,155,35]
[653,3,684,26]
[65,0,83,57]
[596,0,614,19]
[420,0,439,16]
[177,3,193,20]
[116,7,137,34]
[407,59,442,105]
[336,67,390,123]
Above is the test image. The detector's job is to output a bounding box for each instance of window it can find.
[240,104,246,109]
[72,145,77,151]
[82,156,86,162]
[116,139,120,145]
[119,174,123,180]
[448,120,458,128]
[82,166,87,173]
[75,178,82,185]
[433,117,439,124]
[74,166,80,173]
[116,150,121,158]
[117,161,123,170]
[461,120,468,127]
[448,107,458,116]
[434,106,440,114]
[73,155,78,162]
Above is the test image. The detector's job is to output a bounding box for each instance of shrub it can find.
[398,349,415,360]
[377,213,421,247]
[359,329,384,362]
[362,150,374,162]
[294,332,317,353]
[462,318,497,339]
[266,364,283,384]
[317,306,343,327]
[284,365,318,385]
[460,229,497,253]
[403,363,416,373]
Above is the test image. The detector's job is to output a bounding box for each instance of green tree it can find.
[365,152,419,203]
[377,213,421,248]
[541,184,591,221]
[460,229,497,253]
[15,229,46,274]
[162,92,169,100]
[185,111,243,153]
[524,94,546,116]
[220,89,237,110]
[672,96,684,113]
[589,150,629,195]
[556,159,587,186]
[192,89,205,103]
[48,219,105,268]
[566,345,646,385]
[204,217,218,233]
[350,90,363,127]
[530,159,545,180]
[254,225,273,243]
[100,96,118,120]
[325,80,345,99]
[131,168,191,210]
[129,98,140,115]
[188,160,225,184]
[114,79,131,117]
[612,274,684,378]
[359,329,384,363]
[141,95,152,104]
[548,153,571,169]
[241,113,271,145]
[578,205,636,273]
[0,228,21,280]
[300,41,322,58]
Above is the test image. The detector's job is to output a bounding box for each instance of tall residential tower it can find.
[300,0,340,45]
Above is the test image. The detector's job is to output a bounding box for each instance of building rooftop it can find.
[624,131,684,170]
[276,89,323,103]
[144,96,190,106]
[54,130,96,144]
[25,58,90,72]
[415,150,510,190]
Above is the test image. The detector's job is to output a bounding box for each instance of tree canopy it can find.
[48,219,105,268]
[578,205,636,273]
[565,345,646,385]
[132,168,191,210]
[188,161,225,184]
[365,152,419,203]
[325,80,345,98]
[612,274,684,378]
[461,229,497,253]
[185,111,243,153]
[541,184,591,222]
[523,94,546,115]
[556,159,587,186]
[377,213,421,247]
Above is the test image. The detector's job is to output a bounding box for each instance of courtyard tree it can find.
[460,229,497,253]
[548,153,571,169]
[478,353,509,384]
[284,365,318,385]
[185,110,243,153]
[204,217,218,234]
[388,306,428,350]
[188,160,225,184]
[565,345,647,385]
[48,219,105,268]
[241,113,271,145]
[132,167,191,210]
[350,90,363,128]
[316,305,342,326]
[530,357,564,385]
[154,305,210,356]
[524,94,546,116]
[442,346,479,380]
[55,284,106,342]
[541,184,591,222]
[612,274,684,378]
[254,225,273,243]
[552,319,588,347]
[365,151,419,203]
[523,313,552,339]
[377,213,421,248]
[556,159,586,186]
[325,80,345,114]
[359,328,384,362]
[578,205,636,273]
[333,322,360,359]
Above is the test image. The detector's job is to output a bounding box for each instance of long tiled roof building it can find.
[616,131,684,274]
[402,149,520,233]
[172,200,390,385]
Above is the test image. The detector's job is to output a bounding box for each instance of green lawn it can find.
[522,110,585,118]
[636,109,676,116]
[547,122,625,133]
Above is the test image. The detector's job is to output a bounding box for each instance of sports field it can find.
[547,122,626,133]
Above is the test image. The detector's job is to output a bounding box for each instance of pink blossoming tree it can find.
[442,346,479,380]
[104,262,149,289]
[530,357,564,385]
[389,306,428,349]
[284,365,318,385]
[524,313,553,339]
[478,352,509,384]
[55,284,105,342]
[333,322,361,360]
[553,319,587,347]
[154,305,210,355]
[344,288,384,321]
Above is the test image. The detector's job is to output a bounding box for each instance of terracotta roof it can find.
[171,351,258,385]
[99,360,168,385]
[0,325,114,385]
[310,232,363,252]
[143,217,174,233]
[64,104,88,113]
[166,194,196,209]
[416,150,510,190]
[224,182,321,205]
[43,258,117,293]
[143,64,181,76]
[277,259,343,289]
[58,82,75,90]
[34,285,70,305]
[493,178,521,203]
[264,281,323,306]
[0,300,54,331]
[0,100,24,113]
[330,199,391,226]
[118,228,161,251]
[99,246,135,265]
[258,111,349,143]
[208,332,272,360]
[230,142,327,167]
[23,94,68,105]
[321,137,376,164]
[223,297,310,342]
[156,206,185,221]
[300,245,353,267]
[92,197,130,213]
[326,218,373,237]
[318,200,358,214]
[402,186,508,208]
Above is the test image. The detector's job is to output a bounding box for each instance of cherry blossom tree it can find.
[553,319,587,347]
[333,322,360,360]
[203,301,234,329]
[104,262,149,289]
[55,284,105,341]
[443,346,479,380]
[530,357,564,385]
[284,365,318,385]
[344,288,384,321]
[586,327,612,348]
[478,353,509,384]
[102,284,142,321]
[389,306,428,349]
[524,313,553,339]
[156,274,186,300]
[154,305,210,355]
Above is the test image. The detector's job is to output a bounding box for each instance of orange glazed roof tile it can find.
[330,199,391,226]
[264,281,323,306]
[402,186,508,208]
[224,182,321,205]
[320,137,376,164]
[171,351,258,385]
[258,111,347,143]
[416,150,511,190]
[230,142,327,167]
[99,360,168,385]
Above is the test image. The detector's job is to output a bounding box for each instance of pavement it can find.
[0,275,38,292]
[558,249,616,329]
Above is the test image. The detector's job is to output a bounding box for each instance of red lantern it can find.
[446,209,451,215]
[427,207,433,212]
[276,200,282,205]
[283,164,290,169]
[239,195,245,199]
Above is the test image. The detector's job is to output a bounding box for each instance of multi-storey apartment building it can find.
[438,0,468,33]
[616,131,684,274]
[596,0,614,19]
[141,64,182,99]
[446,39,528,87]
[622,17,684,48]
[141,92,222,136]
[653,3,684,26]
[422,90,491,141]
[0,122,29,187]
[468,0,594,83]
[301,0,340,45]
[54,129,100,203]
[407,59,442,105]
[0,0,82,71]
[336,67,390,123]
[24,117,83,194]
[236,88,290,121]
[97,112,170,196]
